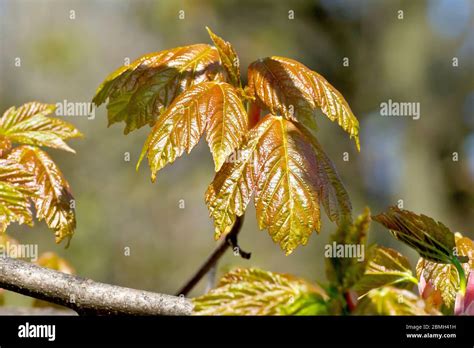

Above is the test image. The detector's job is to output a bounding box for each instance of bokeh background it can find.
[0,0,473,304]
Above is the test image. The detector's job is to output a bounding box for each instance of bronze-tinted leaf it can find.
[207,115,350,254]
[0,135,12,158]
[93,44,224,134]
[354,286,439,315]
[302,127,352,225]
[0,102,82,153]
[205,117,266,239]
[456,234,474,269]
[0,158,36,191]
[205,83,248,171]
[137,81,247,180]
[248,56,360,150]
[252,117,323,254]
[0,182,32,233]
[416,233,473,308]
[0,159,35,232]
[353,246,417,296]
[373,207,460,264]
[206,27,241,87]
[8,146,76,244]
[193,268,329,315]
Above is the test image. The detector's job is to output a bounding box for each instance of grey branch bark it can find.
[0,257,193,316]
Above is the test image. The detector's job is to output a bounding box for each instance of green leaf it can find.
[373,207,459,264]
[93,44,224,134]
[206,27,241,88]
[0,102,82,153]
[325,208,371,291]
[7,146,76,244]
[416,233,474,308]
[137,81,247,179]
[248,56,360,150]
[192,268,329,315]
[206,115,351,254]
[354,287,439,315]
[353,246,417,296]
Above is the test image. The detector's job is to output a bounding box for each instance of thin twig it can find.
[175,215,250,296]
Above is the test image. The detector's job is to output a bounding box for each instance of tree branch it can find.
[0,257,193,316]
[175,215,250,296]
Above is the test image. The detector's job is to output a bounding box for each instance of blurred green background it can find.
[0,0,473,303]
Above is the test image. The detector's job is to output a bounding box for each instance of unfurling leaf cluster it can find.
[94,27,359,254]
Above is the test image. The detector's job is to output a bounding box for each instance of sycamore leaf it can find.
[248,56,359,150]
[416,234,473,308]
[0,159,35,232]
[0,135,12,158]
[0,182,32,233]
[207,116,319,254]
[207,115,351,254]
[0,159,36,190]
[137,81,247,179]
[205,83,248,171]
[206,27,241,88]
[354,287,439,315]
[0,102,82,153]
[417,260,459,310]
[93,44,224,134]
[373,207,462,264]
[303,129,352,225]
[7,146,76,244]
[193,268,329,315]
[456,234,474,269]
[353,246,417,296]
[325,208,371,291]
